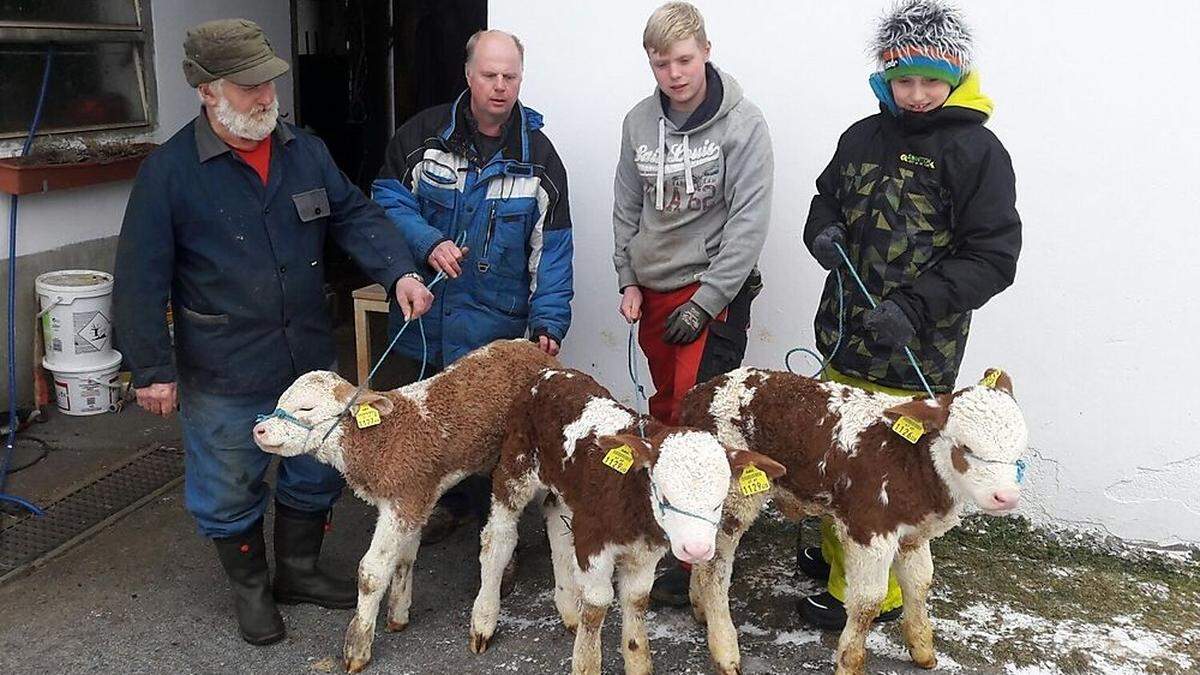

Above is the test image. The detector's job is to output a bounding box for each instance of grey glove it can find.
[812,224,846,270]
[863,300,916,349]
[664,301,711,345]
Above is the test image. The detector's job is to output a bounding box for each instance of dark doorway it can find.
[291,0,486,321]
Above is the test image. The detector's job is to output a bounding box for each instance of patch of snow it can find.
[934,601,1194,673]
[773,630,820,647]
[738,622,770,637]
[644,610,705,645]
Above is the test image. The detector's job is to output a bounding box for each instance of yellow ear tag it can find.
[892,416,925,444]
[739,464,772,496]
[602,444,634,474]
[355,403,381,429]
[981,369,1004,388]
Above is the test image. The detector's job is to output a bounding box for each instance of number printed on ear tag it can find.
[892,416,925,443]
[355,403,381,429]
[739,465,772,496]
[602,445,634,474]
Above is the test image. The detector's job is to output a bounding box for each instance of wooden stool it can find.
[352,283,389,385]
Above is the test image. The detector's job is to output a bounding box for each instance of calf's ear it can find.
[332,379,394,418]
[979,368,1014,396]
[884,395,951,431]
[728,448,787,480]
[353,390,394,417]
[597,434,657,470]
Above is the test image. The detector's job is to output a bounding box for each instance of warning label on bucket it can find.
[74,311,111,353]
[54,380,70,411]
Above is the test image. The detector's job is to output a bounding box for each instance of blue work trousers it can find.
[179,384,344,538]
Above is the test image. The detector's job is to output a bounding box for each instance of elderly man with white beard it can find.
[112,19,433,646]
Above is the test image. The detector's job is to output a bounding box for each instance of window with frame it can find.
[0,0,155,139]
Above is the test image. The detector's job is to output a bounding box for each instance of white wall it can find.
[490,0,1200,547]
[0,0,295,260]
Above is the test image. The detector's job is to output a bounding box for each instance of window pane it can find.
[0,42,148,136]
[0,0,139,27]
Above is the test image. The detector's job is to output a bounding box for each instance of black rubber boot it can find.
[796,545,832,582]
[212,519,286,646]
[797,591,902,630]
[272,502,357,609]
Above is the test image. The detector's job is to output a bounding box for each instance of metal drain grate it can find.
[0,444,184,583]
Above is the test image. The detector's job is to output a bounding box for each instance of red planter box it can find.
[0,143,157,196]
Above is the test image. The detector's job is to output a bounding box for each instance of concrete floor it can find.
[0,468,928,675]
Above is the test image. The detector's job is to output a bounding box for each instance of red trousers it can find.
[637,283,728,425]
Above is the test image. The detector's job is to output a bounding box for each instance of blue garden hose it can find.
[2,47,54,516]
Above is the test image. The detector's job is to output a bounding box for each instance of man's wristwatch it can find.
[399,271,425,285]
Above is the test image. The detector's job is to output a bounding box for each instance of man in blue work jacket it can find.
[373,30,574,545]
[112,19,433,647]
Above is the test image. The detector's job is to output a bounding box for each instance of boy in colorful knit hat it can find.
[797,0,1022,629]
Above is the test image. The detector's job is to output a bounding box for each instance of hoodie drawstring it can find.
[655,117,697,211]
[681,133,695,196]
[655,117,666,211]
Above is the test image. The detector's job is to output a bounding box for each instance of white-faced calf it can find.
[252,339,557,673]
[679,368,1028,675]
[468,368,784,675]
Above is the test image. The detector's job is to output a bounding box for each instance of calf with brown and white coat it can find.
[679,367,1028,675]
[468,368,784,675]
[251,339,558,673]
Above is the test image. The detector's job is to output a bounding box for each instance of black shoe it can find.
[796,546,831,582]
[796,591,902,630]
[212,519,286,646]
[649,564,692,608]
[272,502,357,610]
[420,504,473,544]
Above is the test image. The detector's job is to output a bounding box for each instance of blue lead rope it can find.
[786,243,936,400]
[787,244,1027,483]
[833,243,935,399]
[627,323,649,439]
[258,233,466,444]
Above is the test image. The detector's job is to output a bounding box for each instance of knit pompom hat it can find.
[871,0,973,86]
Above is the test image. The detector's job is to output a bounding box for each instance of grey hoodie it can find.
[612,64,773,316]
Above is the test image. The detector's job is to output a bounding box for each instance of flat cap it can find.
[182,18,289,88]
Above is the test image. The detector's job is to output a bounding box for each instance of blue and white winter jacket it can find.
[373,92,573,366]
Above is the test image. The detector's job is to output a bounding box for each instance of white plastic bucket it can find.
[36,269,115,369]
[43,350,123,416]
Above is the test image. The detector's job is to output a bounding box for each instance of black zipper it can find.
[483,202,496,259]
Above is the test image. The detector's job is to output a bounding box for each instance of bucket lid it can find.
[43,349,123,374]
[35,269,114,294]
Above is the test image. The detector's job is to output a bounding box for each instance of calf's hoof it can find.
[909,649,937,670]
[469,630,493,654]
[714,662,741,675]
[343,621,374,673]
[385,619,408,633]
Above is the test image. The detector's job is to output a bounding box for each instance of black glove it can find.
[811,224,846,270]
[863,300,916,349]
[663,301,711,345]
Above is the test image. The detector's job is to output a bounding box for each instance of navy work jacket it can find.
[113,111,416,394]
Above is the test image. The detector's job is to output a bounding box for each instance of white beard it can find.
[213,93,279,142]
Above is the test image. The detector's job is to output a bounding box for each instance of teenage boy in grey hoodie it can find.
[612,1,773,607]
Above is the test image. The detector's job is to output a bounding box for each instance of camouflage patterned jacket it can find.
[803,71,1021,392]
